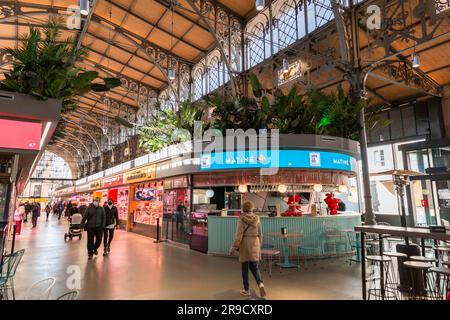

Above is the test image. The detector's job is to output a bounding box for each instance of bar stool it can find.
[403,261,433,300]
[410,255,438,265]
[366,255,397,300]
[383,251,407,297]
[433,246,450,265]
[428,267,450,300]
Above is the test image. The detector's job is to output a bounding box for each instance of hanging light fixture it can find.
[168,1,176,81]
[282,58,290,74]
[338,184,348,193]
[80,0,89,16]
[206,189,214,198]
[313,184,323,192]
[168,65,176,80]
[278,184,288,193]
[412,53,420,68]
[238,184,248,193]
[255,0,265,11]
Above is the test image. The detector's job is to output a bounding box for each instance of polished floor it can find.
[8,214,362,300]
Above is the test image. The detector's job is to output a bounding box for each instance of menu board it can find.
[133,189,163,226]
[117,187,129,221]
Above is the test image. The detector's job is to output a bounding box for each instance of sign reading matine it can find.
[199,150,357,172]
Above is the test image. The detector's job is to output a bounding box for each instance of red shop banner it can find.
[103,174,123,188]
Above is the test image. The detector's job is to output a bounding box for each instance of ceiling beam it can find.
[75,0,99,50]
[89,14,192,65]
[108,0,207,54]
[154,0,209,33]
[82,42,165,86]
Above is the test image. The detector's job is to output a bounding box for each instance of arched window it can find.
[275,1,298,51]
[193,68,205,100]
[247,23,267,68]
[208,56,220,92]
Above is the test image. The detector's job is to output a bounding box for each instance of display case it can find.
[190,204,220,253]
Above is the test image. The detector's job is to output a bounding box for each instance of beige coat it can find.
[232,213,262,262]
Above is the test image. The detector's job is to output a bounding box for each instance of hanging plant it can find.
[0,16,121,113]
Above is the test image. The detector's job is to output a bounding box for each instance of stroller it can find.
[64,213,83,241]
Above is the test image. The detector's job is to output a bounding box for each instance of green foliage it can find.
[0,17,120,113]
[135,73,389,152]
[138,101,206,152]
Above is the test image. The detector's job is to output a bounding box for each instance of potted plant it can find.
[0,17,120,115]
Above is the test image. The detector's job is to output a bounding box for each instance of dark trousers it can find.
[24,213,28,222]
[46,211,50,220]
[58,211,62,220]
[31,216,38,228]
[103,228,115,249]
[87,227,103,255]
[241,262,263,291]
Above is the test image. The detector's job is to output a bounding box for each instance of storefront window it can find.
[366,139,425,215]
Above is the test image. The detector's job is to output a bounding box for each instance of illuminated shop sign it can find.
[124,165,156,184]
[89,180,103,190]
[0,119,42,150]
[103,175,123,188]
[199,150,357,172]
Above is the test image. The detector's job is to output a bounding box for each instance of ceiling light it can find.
[256,0,265,11]
[338,184,348,193]
[168,67,176,80]
[282,58,289,74]
[278,184,287,193]
[206,189,214,198]
[412,53,420,68]
[80,0,89,16]
[238,184,248,193]
[313,184,323,192]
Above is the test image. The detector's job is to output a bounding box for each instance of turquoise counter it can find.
[207,213,362,256]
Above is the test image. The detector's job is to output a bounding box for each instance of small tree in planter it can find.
[0,17,121,113]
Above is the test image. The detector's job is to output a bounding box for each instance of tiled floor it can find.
[7,215,362,300]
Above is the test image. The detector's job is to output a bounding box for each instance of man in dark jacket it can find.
[81,197,106,260]
[31,202,40,228]
[103,198,120,256]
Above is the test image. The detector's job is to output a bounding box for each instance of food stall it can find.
[194,135,363,257]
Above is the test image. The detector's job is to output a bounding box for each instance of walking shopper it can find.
[103,198,119,256]
[31,202,40,228]
[57,201,64,220]
[14,203,25,235]
[229,201,266,298]
[45,202,51,221]
[81,197,106,260]
[24,202,31,223]
[176,201,186,231]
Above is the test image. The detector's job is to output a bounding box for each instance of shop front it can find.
[125,165,161,238]
[103,174,129,225]
[191,137,362,256]
[162,175,191,245]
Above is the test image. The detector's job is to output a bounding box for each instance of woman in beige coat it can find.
[229,201,266,297]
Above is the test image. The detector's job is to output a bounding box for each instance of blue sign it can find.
[199,149,357,172]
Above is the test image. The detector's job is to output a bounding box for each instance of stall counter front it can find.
[208,213,362,256]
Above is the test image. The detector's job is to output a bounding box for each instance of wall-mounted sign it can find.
[103,174,123,188]
[0,119,42,150]
[124,165,156,184]
[76,184,90,193]
[277,59,311,86]
[438,189,450,200]
[199,150,357,172]
[89,180,103,190]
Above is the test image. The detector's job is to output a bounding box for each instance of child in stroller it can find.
[65,213,83,241]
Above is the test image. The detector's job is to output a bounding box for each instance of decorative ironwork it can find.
[378,60,441,95]
[358,0,450,59]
